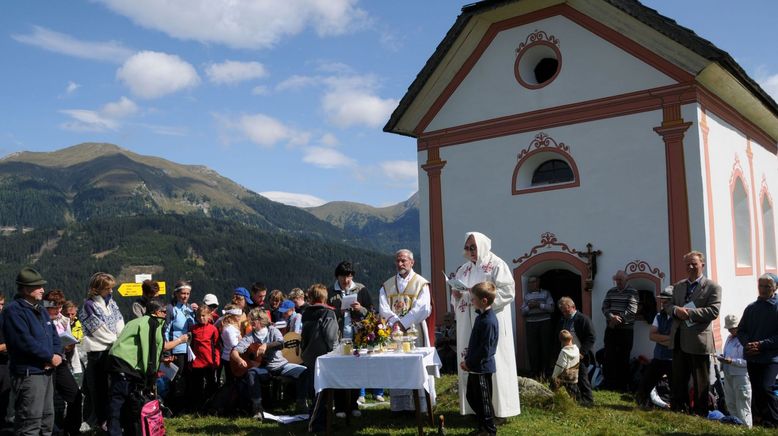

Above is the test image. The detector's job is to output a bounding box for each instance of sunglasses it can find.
[464,244,477,252]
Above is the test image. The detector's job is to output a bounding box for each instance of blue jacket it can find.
[1,295,63,375]
[465,308,498,374]
[737,295,778,364]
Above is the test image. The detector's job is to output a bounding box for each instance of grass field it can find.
[165,374,772,435]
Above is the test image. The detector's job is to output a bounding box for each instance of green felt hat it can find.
[15,266,47,287]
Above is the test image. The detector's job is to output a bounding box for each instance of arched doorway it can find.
[513,251,589,372]
[539,268,582,332]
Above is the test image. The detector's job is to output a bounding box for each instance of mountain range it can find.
[0,143,419,314]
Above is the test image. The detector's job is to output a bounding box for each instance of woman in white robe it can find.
[452,231,521,418]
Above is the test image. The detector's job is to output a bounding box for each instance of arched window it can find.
[531,159,573,186]
[733,178,752,273]
[512,132,580,196]
[763,195,776,271]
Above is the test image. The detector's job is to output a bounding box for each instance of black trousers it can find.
[603,327,633,391]
[466,373,496,435]
[577,355,594,406]
[526,320,554,378]
[671,346,710,416]
[53,363,81,436]
[85,350,111,425]
[747,361,778,426]
[636,358,672,405]
[188,367,218,413]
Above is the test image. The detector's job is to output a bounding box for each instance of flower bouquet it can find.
[353,311,391,352]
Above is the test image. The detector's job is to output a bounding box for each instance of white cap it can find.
[203,293,219,306]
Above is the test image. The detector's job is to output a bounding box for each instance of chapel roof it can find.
[384,0,778,139]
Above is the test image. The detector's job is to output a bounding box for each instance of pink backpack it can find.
[140,398,165,436]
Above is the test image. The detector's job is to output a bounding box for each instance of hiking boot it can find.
[357,396,366,404]
[375,395,385,402]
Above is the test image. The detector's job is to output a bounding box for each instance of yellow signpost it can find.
[117,281,166,297]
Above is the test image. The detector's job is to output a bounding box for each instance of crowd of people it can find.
[0,240,776,435]
[520,250,778,429]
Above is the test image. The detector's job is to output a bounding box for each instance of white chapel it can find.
[384,0,778,369]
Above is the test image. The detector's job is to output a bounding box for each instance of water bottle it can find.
[343,309,353,340]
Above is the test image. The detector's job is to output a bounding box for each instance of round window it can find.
[514,40,561,89]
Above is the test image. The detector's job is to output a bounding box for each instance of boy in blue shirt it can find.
[460,281,498,436]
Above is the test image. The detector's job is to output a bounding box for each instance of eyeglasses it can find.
[464,244,477,252]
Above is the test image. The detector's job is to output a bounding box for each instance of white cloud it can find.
[238,113,309,148]
[322,88,398,128]
[320,133,339,146]
[276,75,320,92]
[758,73,778,101]
[59,96,138,132]
[96,0,367,50]
[60,109,118,132]
[205,60,268,84]
[260,191,327,208]
[101,96,138,118]
[12,26,133,63]
[65,81,81,94]
[251,85,269,96]
[379,160,418,181]
[302,146,355,169]
[321,75,398,128]
[117,51,200,99]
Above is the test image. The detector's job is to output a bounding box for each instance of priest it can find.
[451,232,521,421]
[378,249,435,413]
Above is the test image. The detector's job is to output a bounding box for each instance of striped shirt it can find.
[520,289,554,322]
[601,286,639,328]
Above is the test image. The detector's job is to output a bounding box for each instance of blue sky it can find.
[1,1,776,208]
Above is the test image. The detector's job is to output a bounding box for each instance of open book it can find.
[442,271,467,291]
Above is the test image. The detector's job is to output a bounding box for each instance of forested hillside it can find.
[0,215,394,317]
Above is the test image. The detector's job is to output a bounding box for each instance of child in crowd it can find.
[204,293,220,323]
[460,282,499,436]
[288,288,308,314]
[717,314,752,427]
[219,307,243,385]
[189,305,221,411]
[268,289,285,322]
[551,330,580,399]
[302,284,340,434]
[279,299,302,334]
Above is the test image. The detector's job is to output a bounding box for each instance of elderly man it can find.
[521,276,555,378]
[557,297,595,406]
[2,267,63,436]
[378,249,434,413]
[666,251,721,416]
[601,270,639,391]
[737,273,778,427]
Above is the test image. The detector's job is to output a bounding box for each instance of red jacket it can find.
[189,322,220,369]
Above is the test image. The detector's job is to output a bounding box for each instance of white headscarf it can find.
[463,231,493,265]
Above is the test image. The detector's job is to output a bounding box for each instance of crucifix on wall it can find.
[577,243,601,292]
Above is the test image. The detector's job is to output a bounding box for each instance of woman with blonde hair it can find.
[79,272,124,431]
[219,305,243,385]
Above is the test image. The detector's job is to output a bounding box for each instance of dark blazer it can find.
[666,277,721,355]
[557,310,596,364]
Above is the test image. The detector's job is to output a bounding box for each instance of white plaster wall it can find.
[432,110,670,354]
[701,109,778,344]
[426,15,676,132]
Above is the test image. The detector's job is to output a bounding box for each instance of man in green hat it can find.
[2,266,63,436]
